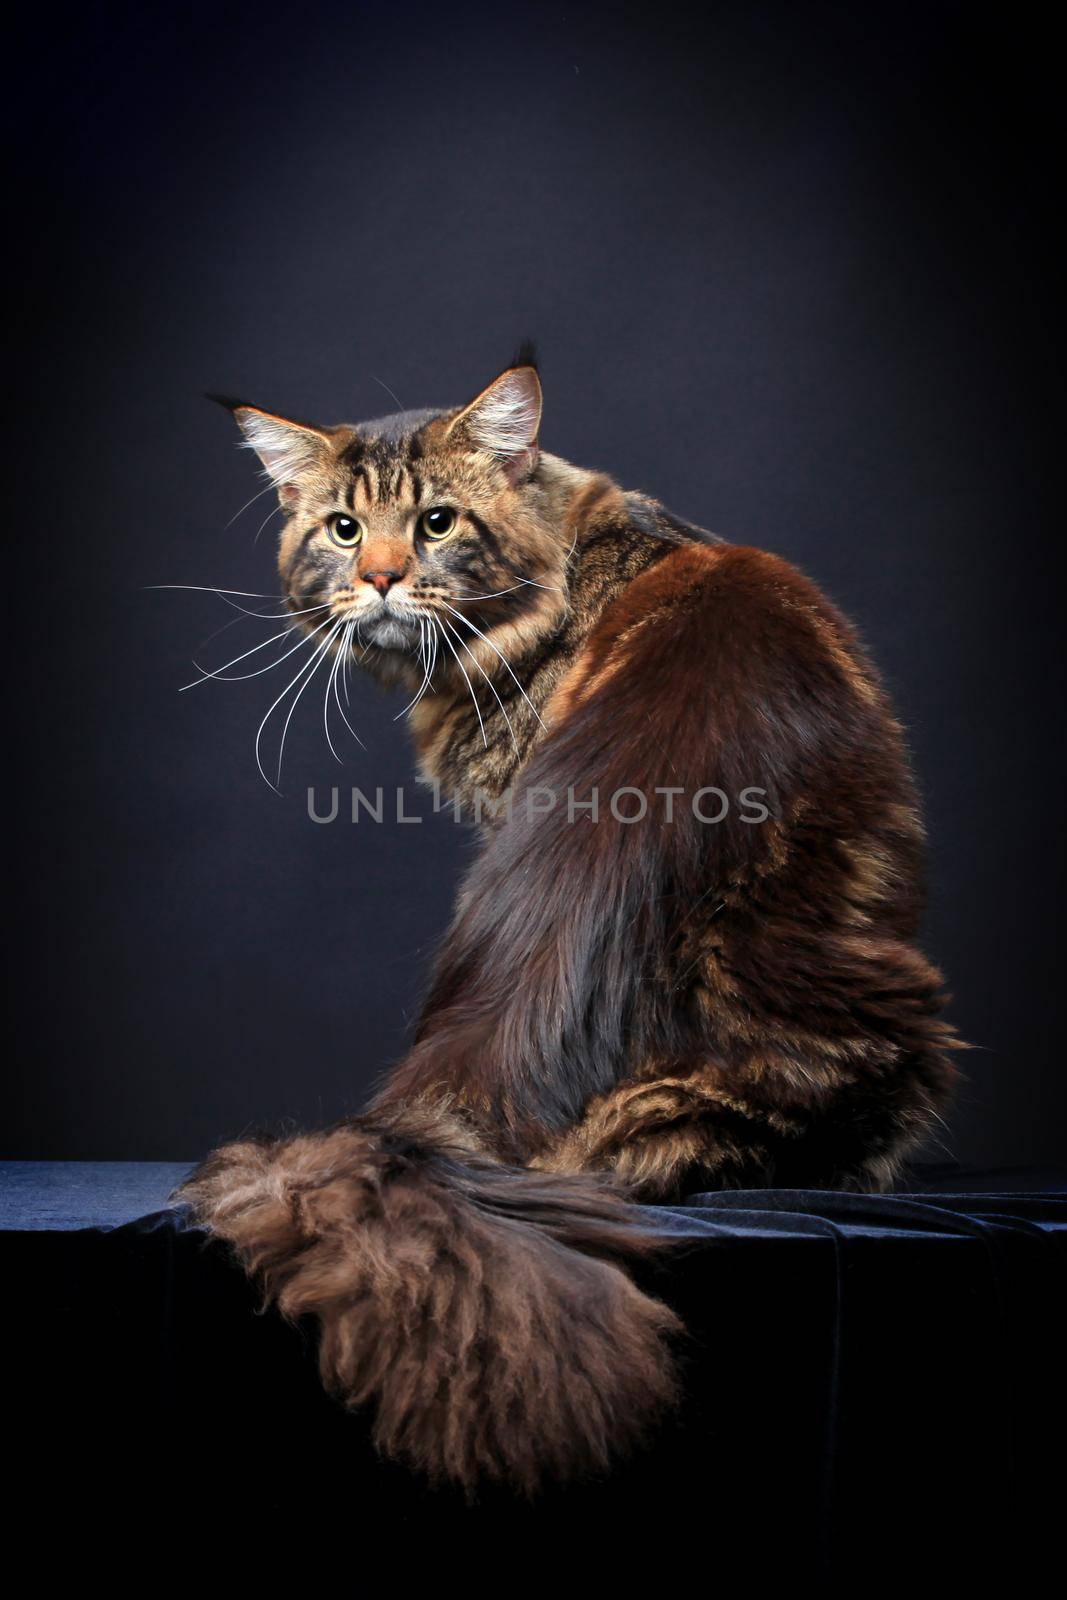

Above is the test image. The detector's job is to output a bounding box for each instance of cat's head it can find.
[222,355,572,688]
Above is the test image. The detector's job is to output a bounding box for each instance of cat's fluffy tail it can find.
[174,1101,680,1495]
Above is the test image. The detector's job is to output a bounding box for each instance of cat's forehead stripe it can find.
[344,456,425,512]
[338,416,445,510]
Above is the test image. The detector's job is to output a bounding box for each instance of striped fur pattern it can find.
[180,354,960,1491]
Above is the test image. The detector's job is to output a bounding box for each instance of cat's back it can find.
[551,533,883,727]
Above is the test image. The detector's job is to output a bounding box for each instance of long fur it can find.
[382,542,958,1183]
[182,360,961,1495]
[177,1101,680,1496]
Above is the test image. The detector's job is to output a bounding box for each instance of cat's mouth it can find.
[345,597,423,653]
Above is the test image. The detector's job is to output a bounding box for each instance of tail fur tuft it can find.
[175,1103,680,1495]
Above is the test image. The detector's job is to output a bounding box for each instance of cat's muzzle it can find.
[356,602,421,652]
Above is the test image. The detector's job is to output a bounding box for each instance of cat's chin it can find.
[359,615,420,652]
[350,611,425,690]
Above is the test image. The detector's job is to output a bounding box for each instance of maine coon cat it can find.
[179,350,959,1494]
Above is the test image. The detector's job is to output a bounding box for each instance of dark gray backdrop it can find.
[9,1,1063,1165]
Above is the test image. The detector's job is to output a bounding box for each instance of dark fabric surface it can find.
[7,1162,1064,1577]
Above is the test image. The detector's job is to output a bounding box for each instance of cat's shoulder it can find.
[616,537,848,637]
[548,538,870,726]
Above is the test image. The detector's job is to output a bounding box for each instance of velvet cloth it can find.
[7,1161,1063,1578]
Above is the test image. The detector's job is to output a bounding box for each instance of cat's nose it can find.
[363,569,403,595]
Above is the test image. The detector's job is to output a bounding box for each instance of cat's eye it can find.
[327,514,363,548]
[420,507,457,541]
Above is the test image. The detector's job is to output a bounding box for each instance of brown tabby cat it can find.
[179,349,959,1495]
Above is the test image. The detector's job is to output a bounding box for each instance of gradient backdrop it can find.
[8,2,1062,1165]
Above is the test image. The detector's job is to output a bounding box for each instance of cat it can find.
[178,347,959,1495]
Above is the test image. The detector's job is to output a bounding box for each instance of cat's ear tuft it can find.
[448,365,542,484]
[217,399,331,507]
[509,338,539,373]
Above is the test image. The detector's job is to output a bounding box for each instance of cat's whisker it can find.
[513,523,578,593]
[352,609,374,659]
[273,620,346,789]
[437,601,546,729]
[441,617,520,759]
[215,598,332,621]
[252,602,333,619]
[449,523,578,605]
[396,617,436,720]
[183,600,333,679]
[503,523,580,593]
[182,626,298,689]
[342,624,354,705]
[435,616,488,748]
[394,619,426,719]
[253,502,284,545]
[254,620,343,791]
[194,607,260,659]
[454,530,577,601]
[457,573,566,602]
[327,620,364,752]
[150,582,331,624]
[369,374,405,411]
[180,611,334,690]
[337,624,367,748]
[224,478,278,530]
[417,613,439,696]
[147,584,280,599]
[512,574,566,593]
[323,633,345,765]
[449,573,565,603]
[451,583,527,602]
[410,618,432,696]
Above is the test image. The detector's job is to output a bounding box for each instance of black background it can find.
[8,2,1063,1164]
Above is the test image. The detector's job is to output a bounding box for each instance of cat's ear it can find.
[212,397,332,507]
[446,364,542,483]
